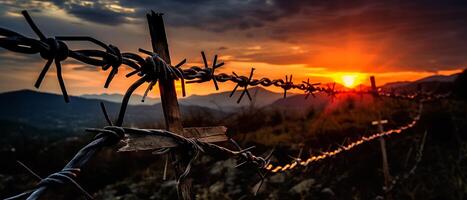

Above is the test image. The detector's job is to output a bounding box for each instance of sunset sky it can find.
[0,0,465,97]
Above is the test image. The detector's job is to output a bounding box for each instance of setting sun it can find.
[342,75,357,88]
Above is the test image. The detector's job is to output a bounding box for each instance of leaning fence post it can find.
[146,11,193,200]
[370,76,393,200]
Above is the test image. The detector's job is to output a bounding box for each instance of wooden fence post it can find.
[146,11,192,200]
[370,76,392,200]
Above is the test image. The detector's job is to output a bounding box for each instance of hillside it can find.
[269,93,331,113]
[81,93,160,105]
[179,86,286,111]
[80,87,285,111]
[0,90,227,131]
[382,73,460,89]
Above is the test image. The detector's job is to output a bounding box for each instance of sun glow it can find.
[328,73,366,88]
[342,75,357,88]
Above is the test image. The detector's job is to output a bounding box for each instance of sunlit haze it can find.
[341,75,358,88]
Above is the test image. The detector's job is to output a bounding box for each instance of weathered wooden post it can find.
[144,12,228,141]
[146,11,193,200]
[370,76,392,199]
[134,11,228,200]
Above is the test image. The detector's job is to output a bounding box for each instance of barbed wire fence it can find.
[0,10,453,200]
[376,130,428,199]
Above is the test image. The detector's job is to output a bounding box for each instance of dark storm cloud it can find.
[1,0,467,72]
[4,1,467,36]
[0,0,307,31]
[120,0,295,32]
[50,0,135,25]
[280,1,467,71]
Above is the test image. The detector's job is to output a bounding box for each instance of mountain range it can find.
[381,73,459,89]
[82,87,289,112]
[179,87,289,111]
[0,72,460,132]
[81,73,460,108]
[81,93,160,105]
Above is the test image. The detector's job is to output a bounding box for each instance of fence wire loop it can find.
[135,48,187,100]
[102,45,122,88]
[88,126,125,144]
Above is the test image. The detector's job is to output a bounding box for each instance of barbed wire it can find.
[0,10,456,199]
[5,125,271,199]
[4,97,428,199]
[5,126,124,200]
[379,130,428,196]
[264,102,424,173]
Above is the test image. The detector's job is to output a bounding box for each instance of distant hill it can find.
[414,73,459,83]
[80,87,285,110]
[2,73,460,132]
[382,81,412,89]
[81,93,160,105]
[179,87,287,111]
[382,73,459,89]
[269,93,331,112]
[0,90,226,131]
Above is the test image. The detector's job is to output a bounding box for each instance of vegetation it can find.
[0,91,465,199]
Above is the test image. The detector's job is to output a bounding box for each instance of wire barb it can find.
[282,74,294,98]
[20,11,71,102]
[229,68,255,103]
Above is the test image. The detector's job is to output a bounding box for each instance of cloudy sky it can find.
[0,0,465,97]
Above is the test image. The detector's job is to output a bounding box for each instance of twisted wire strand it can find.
[5,126,125,200]
[264,102,424,173]
[4,125,269,199]
[121,128,268,168]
